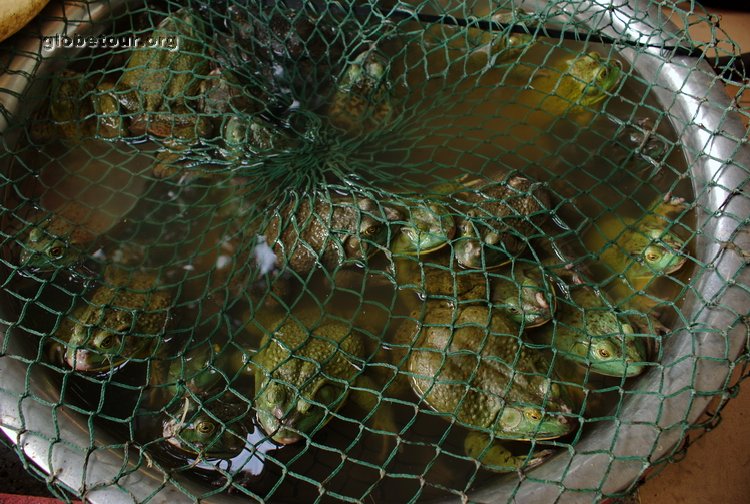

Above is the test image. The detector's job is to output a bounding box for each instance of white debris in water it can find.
[254,236,277,275]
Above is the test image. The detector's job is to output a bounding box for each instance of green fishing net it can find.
[0,0,748,502]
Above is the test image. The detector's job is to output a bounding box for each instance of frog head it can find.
[492,267,554,328]
[162,397,248,459]
[392,201,455,257]
[342,198,396,260]
[629,228,687,278]
[494,401,574,440]
[577,322,647,377]
[20,222,82,271]
[63,305,145,372]
[254,376,347,445]
[563,51,622,108]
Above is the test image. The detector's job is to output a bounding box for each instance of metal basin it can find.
[0,0,748,502]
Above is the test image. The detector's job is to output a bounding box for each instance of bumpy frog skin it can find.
[538,285,647,377]
[162,396,249,459]
[328,49,395,132]
[253,315,366,445]
[398,304,573,441]
[60,268,171,372]
[220,115,295,161]
[115,9,212,177]
[454,175,551,269]
[590,197,688,289]
[265,193,399,275]
[30,71,125,141]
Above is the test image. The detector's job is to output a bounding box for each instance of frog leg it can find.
[464,431,552,473]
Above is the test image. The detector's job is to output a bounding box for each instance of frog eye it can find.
[597,347,612,359]
[524,409,542,422]
[645,249,662,263]
[196,421,216,436]
[47,242,66,260]
[98,334,118,350]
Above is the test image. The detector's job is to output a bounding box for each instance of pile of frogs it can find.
[14,4,692,484]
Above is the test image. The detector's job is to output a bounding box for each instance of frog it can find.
[19,202,107,270]
[29,71,126,142]
[584,196,689,312]
[251,311,397,447]
[115,8,213,178]
[394,304,574,471]
[524,50,623,123]
[215,1,355,114]
[264,192,401,275]
[219,115,296,163]
[55,267,172,373]
[391,254,554,329]
[535,283,647,378]
[18,139,151,271]
[145,339,251,412]
[491,262,556,329]
[162,394,251,460]
[452,174,552,269]
[327,48,395,133]
[390,201,455,257]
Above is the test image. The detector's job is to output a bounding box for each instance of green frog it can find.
[264,192,400,275]
[55,267,172,373]
[328,48,395,133]
[115,8,212,177]
[584,196,689,309]
[251,311,395,446]
[395,304,574,471]
[535,283,647,378]
[162,395,251,459]
[491,263,555,329]
[390,201,456,257]
[453,174,551,269]
[18,140,150,271]
[524,50,623,123]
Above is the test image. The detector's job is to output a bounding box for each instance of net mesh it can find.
[0,0,748,502]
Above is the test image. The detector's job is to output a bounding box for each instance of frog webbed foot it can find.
[464,432,553,473]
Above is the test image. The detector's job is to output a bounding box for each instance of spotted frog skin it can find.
[251,313,367,445]
[30,71,126,141]
[453,174,551,269]
[56,267,171,373]
[328,49,395,133]
[264,192,400,275]
[397,304,573,438]
[115,8,212,177]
